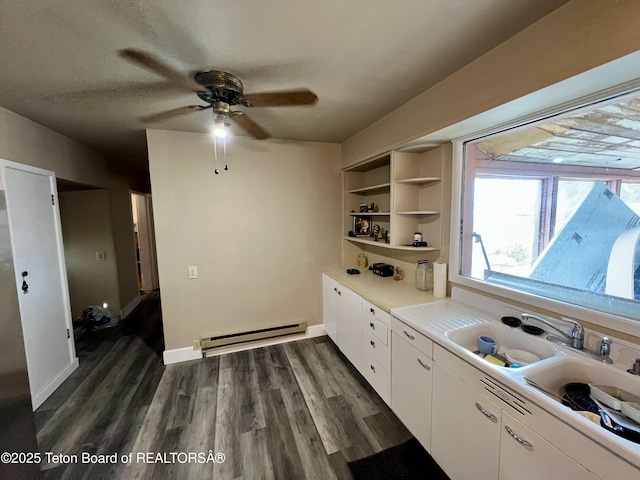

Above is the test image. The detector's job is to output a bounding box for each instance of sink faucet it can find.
[521,313,585,350]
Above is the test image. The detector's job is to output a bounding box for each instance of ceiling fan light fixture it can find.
[211,117,231,139]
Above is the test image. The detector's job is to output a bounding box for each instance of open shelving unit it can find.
[342,145,447,252]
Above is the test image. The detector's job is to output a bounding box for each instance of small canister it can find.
[415,260,433,291]
[414,232,423,242]
[357,253,368,268]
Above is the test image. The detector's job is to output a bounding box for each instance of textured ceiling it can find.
[0,0,567,169]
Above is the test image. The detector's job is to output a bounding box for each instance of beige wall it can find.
[0,106,108,187]
[147,130,341,350]
[59,189,121,317]
[342,0,640,166]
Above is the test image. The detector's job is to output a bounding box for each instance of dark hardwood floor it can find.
[34,295,411,479]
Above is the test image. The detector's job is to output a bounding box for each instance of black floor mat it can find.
[348,438,450,480]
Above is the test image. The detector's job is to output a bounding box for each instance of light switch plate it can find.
[188,266,198,279]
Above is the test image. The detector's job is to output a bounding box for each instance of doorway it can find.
[131,192,159,293]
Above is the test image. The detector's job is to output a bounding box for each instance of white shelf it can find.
[393,245,440,251]
[344,236,394,249]
[348,183,391,195]
[349,212,391,216]
[396,177,441,185]
[396,211,440,216]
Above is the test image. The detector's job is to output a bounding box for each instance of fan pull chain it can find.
[223,135,228,171]
[213,134,219,174]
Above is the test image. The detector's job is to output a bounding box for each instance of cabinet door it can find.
[335,285,362,373]
[321,274,338,343]
[499,412,599,480]
[431,362,500,480]
[391,333,433,450]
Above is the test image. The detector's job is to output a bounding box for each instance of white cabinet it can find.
[336,286,363,373]
[390,325,433,450]
[321,273,338,343]
[431,361,501,479]
[431,345,607,480]
[321,273,362,372]
[500,412,598,480]
[361,299,391,403]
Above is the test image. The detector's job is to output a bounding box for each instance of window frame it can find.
[450,87,640,339]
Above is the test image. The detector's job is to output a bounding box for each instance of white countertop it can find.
[322,264,440,312]
[390,299,640,468]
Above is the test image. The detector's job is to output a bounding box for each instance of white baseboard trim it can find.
[31,357,79,411]
[120,294,142,319]
[163,346,202,365]
[162,324,327,365]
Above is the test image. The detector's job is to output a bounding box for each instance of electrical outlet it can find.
[193,339,201,351]
[96,251,106,261]
[188,266,198,279]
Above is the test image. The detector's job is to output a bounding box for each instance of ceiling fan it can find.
[119,48,318,140]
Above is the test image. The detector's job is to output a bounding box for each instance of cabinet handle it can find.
[338,290,342,296]
[475,402,497,421]
[370,340,375,348]
[417,358,430,370]
[370,307,375,315]
[334,287,337,292]
[403,330,415,340]
[370,322,375,330]
[370,365,376,373]
[505,426,533,448]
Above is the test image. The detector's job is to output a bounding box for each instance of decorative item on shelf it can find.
[393,266,405,281]
[372,224,381,240]
[357,253,368,268]
[412,232,424,247]
[415,260,433,291]
[353,216,372,236]
[367,202,379,212]
[360,203,369,213]
[372,263,394,277]
[385,231,390,244]
[378,227,386,242]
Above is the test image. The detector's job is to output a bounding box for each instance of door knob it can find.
[21,271,29,294]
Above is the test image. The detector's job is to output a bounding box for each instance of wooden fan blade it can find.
[141,105,207,123]
[243,89,318,107]
[119,48,205,92]
[232,113,269,139]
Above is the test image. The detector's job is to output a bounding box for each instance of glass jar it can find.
[415,260,433,291]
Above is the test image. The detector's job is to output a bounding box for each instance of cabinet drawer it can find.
[363,358,390,404]
[362,299,391,325]
[363,329,390,371]
[391,317,433,357]
[363,314,389,345]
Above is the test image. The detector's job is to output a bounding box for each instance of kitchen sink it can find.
[445,322,557,366]
[524,357,640,402]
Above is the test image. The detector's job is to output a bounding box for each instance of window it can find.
[458,90,640,326]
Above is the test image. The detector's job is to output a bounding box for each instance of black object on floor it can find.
[348,437,450,480]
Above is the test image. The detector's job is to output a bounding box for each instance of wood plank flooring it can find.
[35,297,412,479]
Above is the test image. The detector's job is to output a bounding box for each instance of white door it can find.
[1,161,78,410]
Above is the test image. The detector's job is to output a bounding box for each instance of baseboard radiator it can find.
[201,322,307,354]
